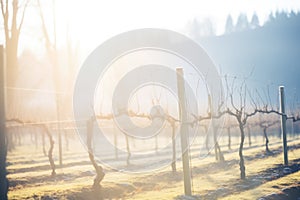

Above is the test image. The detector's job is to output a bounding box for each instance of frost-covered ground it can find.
[7,130,300,200]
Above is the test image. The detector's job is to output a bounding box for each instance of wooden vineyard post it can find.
[279,86,288,165]
[171,122,176,172]
[176,68,192,196]
[0,45,8,200]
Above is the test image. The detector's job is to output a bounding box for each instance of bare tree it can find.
[42,130,46,156]
[259,119,278,153]
[125,133,131,166]
[96,112,132,166]
[227,127,231,150]
[226,81,300,179]
[87,117,105,188]
[209,94,226,162]
[223,122,238,150]
[199,123,209,153]
[37,0,64,166]
[1,0,28,152]
[165,113,179,173]
[191,105,225,162]
[0,45,7,200]
[41,125,56,176]
[6,119,56,176]
[225,78,259,179]
[0,0,28,87]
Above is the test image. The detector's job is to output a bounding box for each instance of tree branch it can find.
[0,0,5,19]
[17,0,29,31]
[37,0,53,53]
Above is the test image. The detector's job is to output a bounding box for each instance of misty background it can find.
[1,1,300,119]
[191,11,300,105]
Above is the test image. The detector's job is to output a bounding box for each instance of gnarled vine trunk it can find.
[263,127,270,153]
[227,127,231,150]
[125,135,131,166]
[42,126,56,176]
[238,123,246,180]
[87,119,105,187]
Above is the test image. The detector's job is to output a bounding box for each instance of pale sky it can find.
[61,0,300,52]
[2,0,299,57]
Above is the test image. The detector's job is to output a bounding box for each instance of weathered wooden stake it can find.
[176,68,192,196]
[0,45,8,200]
[171,123,176,172]
[279,86,288,165]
